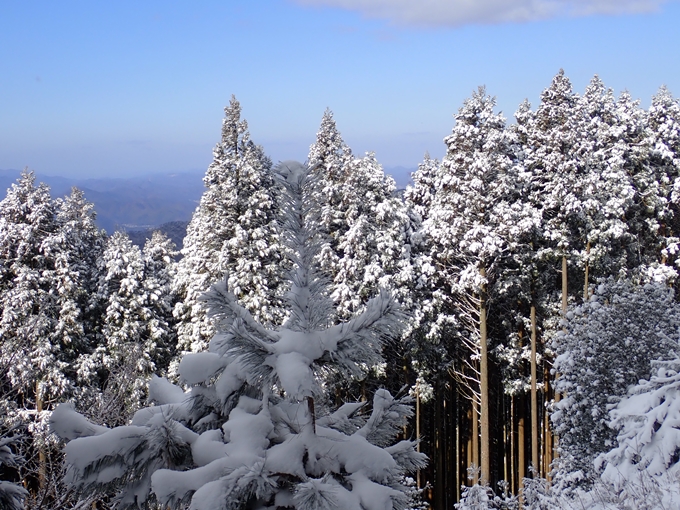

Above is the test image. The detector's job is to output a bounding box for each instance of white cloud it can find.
[292,0,669,27]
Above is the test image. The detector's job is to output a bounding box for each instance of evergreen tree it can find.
[142,231,178,376]
[91,232,155,425]
[50,162,427,510]
[424,86,534,483]
[647,86,680,271]
[308,110,422,402]
[50,188,106,397]
[0,173,106,507]
[552,280,680,489]
[174,96,285,356]
[573,75,636,285]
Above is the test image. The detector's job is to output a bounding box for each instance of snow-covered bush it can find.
[455,466,517,510]
[552,279,680,488]
[597,353,680,504]
[51,162,426,510]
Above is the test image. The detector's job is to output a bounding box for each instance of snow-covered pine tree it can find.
[647,86,680,271]
[524,70,581,299]
[423,86,535,483]
[174,96,285,357]
[572,75,636,287]
[551,280,680,489]
[610,90,672,282]
[308,110,422,409]
[0,171,64,500]
[51,161,427,510]
[142,231,178,376]
[50,187,107,398]
[91,231,157,425]
[308,110,418,321]
[405,153,439,224]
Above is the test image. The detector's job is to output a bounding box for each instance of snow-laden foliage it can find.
[51,162,426,510]
[524,69,581,260]
[520,470,558,510]
[89,231,177,425]
[571,75,636,277]
[454,467,518,510]
[0,435,28,510]
[142,231,179,374]
[0,172,108,508]
[420,85,539,394]
[174,96,285,356]
[599,352,680,489]
[552,280,680,488]
[308,110,420,322]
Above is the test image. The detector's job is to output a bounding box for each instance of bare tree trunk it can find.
[456,391,461,501]
[36,380,46,490]
[479,266,490,484]
[530,304,539,475]
[416,390,421,489]
[307,396,316,434]
[544,364,552,480]
[472,394,479,483]
[584,241,591,300]
[510,396,516,494]
[562,255,568,314]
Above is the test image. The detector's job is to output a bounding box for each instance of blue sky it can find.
[1,0,679,179]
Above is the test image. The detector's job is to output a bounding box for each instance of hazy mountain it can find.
[1,165,413,239]
[0,169,205,235]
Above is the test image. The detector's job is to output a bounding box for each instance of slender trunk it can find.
[530,305,539,475]
[510,396,516,494]
[584,241,591,300]
[416,391,421,489]
[544,364,552,480]
[36,381,46,490]
[472,394,479,482]
[503,400,509,492]
[562,255,568,315]
[456,390,461,501]
[517,327,526,493]
[479,266,490,484]
[435,380,444,506]
[518,395,526,498]
[306,396,316,434]
[466,405,472,486]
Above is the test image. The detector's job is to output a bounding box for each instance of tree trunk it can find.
[307,396,316,434]
[544,364,552,480]
[36,380,46,490]
[510,396,516,494]
[584,241,590,300]
[530,304,539,475]
[416,390,421,489]
[562,255,568,315]
[472,394,479,482]
[479,266,490,484]
[456,391,461,501]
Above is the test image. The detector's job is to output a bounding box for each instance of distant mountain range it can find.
[0,165,415,248]
[0,169,205,235]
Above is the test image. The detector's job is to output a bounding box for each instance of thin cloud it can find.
[292,0,669,27]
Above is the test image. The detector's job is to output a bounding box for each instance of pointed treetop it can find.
[308,108,352,168]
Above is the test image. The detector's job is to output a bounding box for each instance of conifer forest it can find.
[3,70,680,509]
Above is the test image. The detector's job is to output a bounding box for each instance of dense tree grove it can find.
[2,71,680,509]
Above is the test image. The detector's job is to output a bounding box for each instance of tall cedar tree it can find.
[174,96,285,357]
